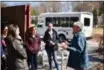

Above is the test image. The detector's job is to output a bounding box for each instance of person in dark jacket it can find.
[6,24,28,70]
[43,23,59,70]
[61,21,89,70]
[25,26,41,70]
[1,23,8,70]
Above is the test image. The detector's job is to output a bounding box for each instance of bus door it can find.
[81,14,93,37]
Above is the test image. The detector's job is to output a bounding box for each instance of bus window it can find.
[69,17,79,27]
[46,17,60,27]
[60,17,69,27]
[84,18,90,26]
[60,17,65,26]
[46,17,53,26]
[54,17,60,27]
[66,17,70,27]
[59,17,79,27]
[46,17,79,27]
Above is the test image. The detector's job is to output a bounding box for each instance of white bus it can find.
[37,12,93,40]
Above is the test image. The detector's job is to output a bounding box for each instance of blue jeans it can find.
[46,48,59,70]
[28,53,37,70]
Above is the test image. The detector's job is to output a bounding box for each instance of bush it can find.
[37,55,43,65]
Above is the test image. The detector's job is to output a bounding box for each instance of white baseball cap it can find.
[73,21,83,30]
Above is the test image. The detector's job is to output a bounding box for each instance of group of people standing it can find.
[1,21,89,70]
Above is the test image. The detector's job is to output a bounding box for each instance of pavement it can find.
[36,40,104,70]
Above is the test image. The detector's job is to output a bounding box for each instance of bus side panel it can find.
[81,14,93,38]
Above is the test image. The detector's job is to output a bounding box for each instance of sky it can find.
[3,2,40,6]
[3,0,73,6]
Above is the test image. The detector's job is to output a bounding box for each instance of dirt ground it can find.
[92,27,103,42]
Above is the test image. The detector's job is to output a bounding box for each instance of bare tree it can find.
[35,2,61,14]
[60,2,72,12]
[73,2,100,12]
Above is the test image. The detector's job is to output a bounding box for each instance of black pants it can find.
[45,48,59,70]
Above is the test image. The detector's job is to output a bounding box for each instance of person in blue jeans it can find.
[1,23,8,70]
[61,21,89,70]
[43,23,59,70]
[28,53,38,70]
[25,26,41,70]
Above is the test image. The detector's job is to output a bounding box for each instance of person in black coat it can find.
[43,23,59,70]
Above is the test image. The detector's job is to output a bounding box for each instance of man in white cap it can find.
[61,21,89,70]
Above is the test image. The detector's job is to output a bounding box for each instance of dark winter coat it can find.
[43,29,59,50]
